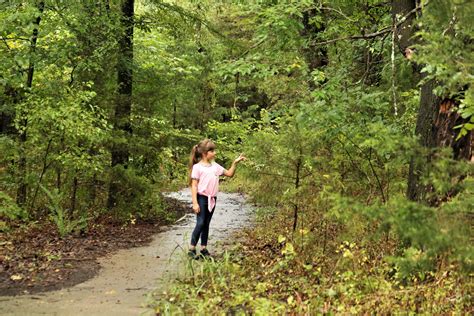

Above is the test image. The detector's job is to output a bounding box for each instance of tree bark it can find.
[292,147,303,232]
[392,0,418,56]
[71,174,78,214]
[392,0,473,203]
[406,75,442,201]
[107,0,134,210]
[16,1,45,207]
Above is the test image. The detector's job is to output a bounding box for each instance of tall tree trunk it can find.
[406,76,443,201]
[107,0,134,210]
[392,0,417,56]
[392,0,472,203]
[16,1,45,207]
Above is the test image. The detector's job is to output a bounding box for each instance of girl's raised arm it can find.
[223,153,246,177]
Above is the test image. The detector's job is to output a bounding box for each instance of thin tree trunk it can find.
[56,136,65,192]
[89,173,98,209]
[30,138,52,211]
[17,1,45,207]
[107,0,134,210]
[71,174,78,214]
[292,149,302,232]
[170,98,178,180]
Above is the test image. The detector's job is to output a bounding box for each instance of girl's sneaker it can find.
[188,249,197,259]
[200,248,211,258]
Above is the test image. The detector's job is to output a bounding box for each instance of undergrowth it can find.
[148,206,472,315]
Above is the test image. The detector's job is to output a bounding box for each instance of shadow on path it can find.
[0,188,253,316]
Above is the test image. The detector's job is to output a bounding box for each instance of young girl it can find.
[188,139,246,258]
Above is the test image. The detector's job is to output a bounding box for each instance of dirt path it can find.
[0,189,253,316]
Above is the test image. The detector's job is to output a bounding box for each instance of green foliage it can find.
[39,184,87,237]
[107,165,169,221]
[1,0,205,224]
[415,0,474,137]
[150,2,471,313]
[149,221,471,314]
[0,190,27,221]
[0,0,472,312]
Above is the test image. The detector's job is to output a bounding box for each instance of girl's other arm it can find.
[191,179,200,213]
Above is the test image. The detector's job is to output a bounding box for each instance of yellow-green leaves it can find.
[281,242,295,256]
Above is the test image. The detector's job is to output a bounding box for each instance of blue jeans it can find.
[190,194,216,246]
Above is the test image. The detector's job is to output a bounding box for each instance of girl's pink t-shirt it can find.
[191,162,226,212]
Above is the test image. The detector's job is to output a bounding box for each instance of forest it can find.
[1,0,473,314]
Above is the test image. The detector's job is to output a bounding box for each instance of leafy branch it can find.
[312,2,427,46]
[0,36,31,41]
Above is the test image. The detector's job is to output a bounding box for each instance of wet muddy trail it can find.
[0,189,253,316]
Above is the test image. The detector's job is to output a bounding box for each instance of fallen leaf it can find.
[11,274,23,281]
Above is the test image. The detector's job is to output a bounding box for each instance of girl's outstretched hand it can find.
[234,153,246,164]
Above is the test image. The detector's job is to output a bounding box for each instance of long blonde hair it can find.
[188,139,216,184]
